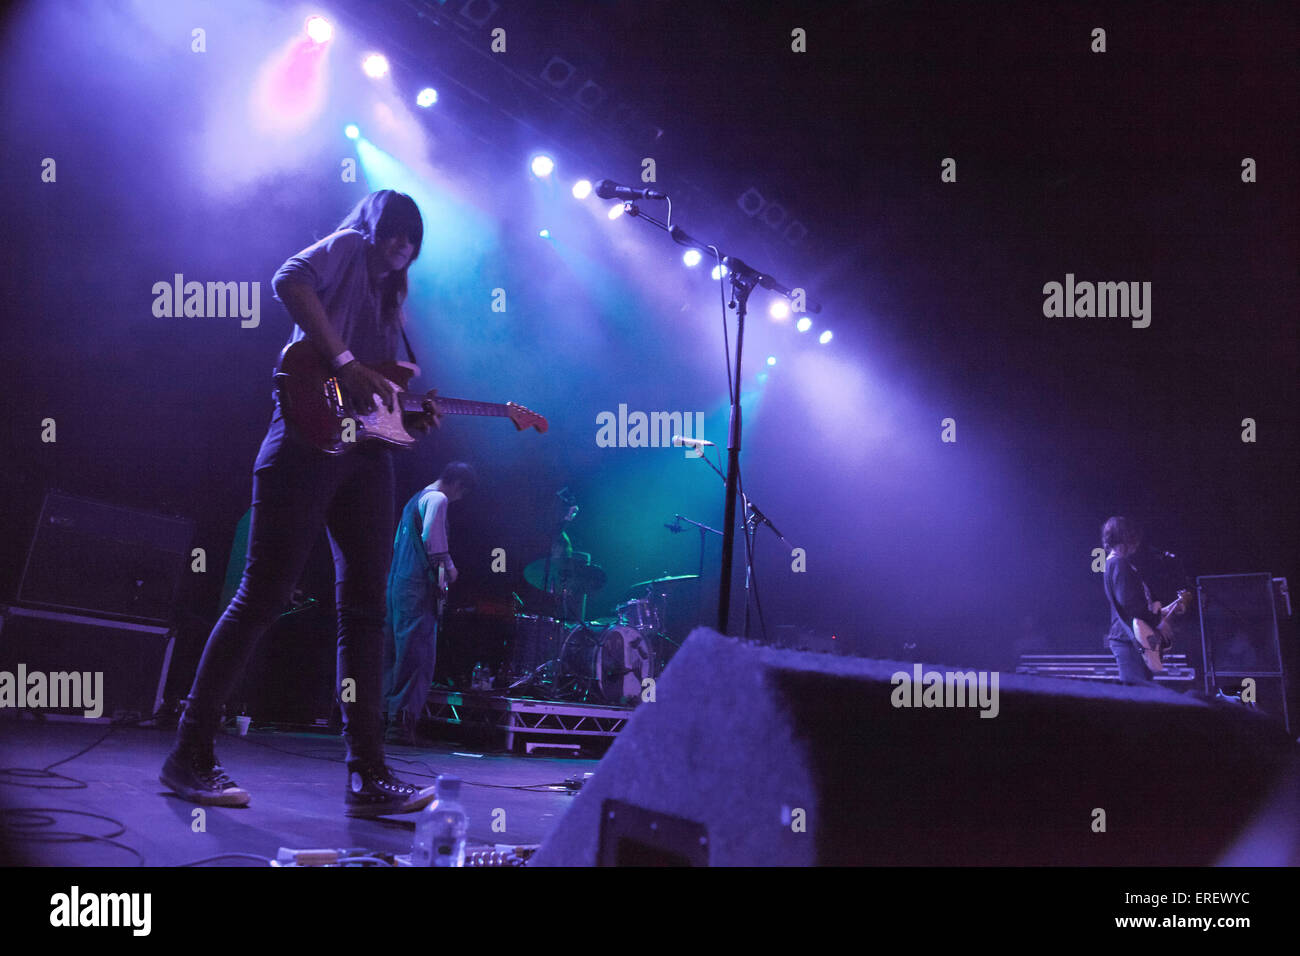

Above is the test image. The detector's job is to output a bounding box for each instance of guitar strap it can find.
[400,326,419,367]
[408,489,439,584]
[1105,557,1144,644]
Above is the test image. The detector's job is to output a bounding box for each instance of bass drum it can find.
[559,624,654,705]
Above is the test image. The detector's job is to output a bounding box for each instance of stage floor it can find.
[0,718,597,866]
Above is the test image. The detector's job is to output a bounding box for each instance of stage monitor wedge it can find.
[533,629,1295,866]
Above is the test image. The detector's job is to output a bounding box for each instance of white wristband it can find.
[331,349,356,370]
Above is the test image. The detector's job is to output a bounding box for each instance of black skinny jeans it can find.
[177,433,395,767]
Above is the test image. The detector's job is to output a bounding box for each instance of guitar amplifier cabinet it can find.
[1198,573,1292,733]
[0,605,174,722]
[18,491,195,624]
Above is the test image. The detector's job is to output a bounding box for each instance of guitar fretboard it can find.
[401,395,510,418]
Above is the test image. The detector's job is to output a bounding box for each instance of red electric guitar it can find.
[273,340,547,453]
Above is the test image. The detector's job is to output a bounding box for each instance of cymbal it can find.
[524,556,607,593]
[625,573,700,594]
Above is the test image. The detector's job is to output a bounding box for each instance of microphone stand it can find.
[678,442,787,641]
[740,496,791,641]
[545,493,578,628]
[670,513,723,582]
[667,513,723,635]
[619,201,812,634]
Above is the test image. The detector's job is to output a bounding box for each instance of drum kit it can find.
[504,559,699,706]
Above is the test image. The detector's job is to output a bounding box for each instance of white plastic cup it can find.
[236,715,251,736]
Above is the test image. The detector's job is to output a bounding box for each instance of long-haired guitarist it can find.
[161,190,440,815]
[384,461,477,746]
[1101,516,1168,685]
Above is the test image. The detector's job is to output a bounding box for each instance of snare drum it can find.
[559,624,655,705]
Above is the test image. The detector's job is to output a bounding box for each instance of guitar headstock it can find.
[1173,588,1193,615]
[506,402,548,434]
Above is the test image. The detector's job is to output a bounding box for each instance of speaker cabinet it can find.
[18,491,194,624]
[534,629,1294,866]
[1198,573,1292,732]
[0,605,174,721]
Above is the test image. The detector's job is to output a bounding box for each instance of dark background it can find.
[1,1,1295,694]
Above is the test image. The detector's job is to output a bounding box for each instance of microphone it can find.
[594,179,667,201]
[747,502,789,543]
[672,435,716,448]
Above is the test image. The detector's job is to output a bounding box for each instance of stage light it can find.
[711,264,729,280]
[416,88,438,107]
[796,317,812,333]
[572,179,592,199]
[538,228,551,239]
[362,54,389,78]
[305,16,333,44]
[530,154,555,177]
[344,124,360,139]
[819,329,833,344]
[766,356,777,366]
[607,204,624,220]
[682,249,702,267]
[769,300,790,320]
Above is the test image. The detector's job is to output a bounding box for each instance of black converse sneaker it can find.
[160,748,251,807]
[344,762,436,817]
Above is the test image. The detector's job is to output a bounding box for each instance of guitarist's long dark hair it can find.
[337,190,423,326]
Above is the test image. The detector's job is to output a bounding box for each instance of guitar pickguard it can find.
[342,381,417,450]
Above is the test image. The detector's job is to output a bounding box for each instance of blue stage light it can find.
[682,249,702,267]
[711,264,729,280]
[572,179,592,199]
[538,228,551,239]
[362,54,389,78]
[344,124,360,139]
[766,355,777,366]
[769,300,790,320]
[530,154,555,177]
[416,88,438,107]
[819,329,833,344]
[796,317,812,333]
[607,204,624,220]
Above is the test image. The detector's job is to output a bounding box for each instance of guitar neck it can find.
[1161,591,1190,618]
[401,394,513,419]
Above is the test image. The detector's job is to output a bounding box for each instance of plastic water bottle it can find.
[412,776,467,867]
